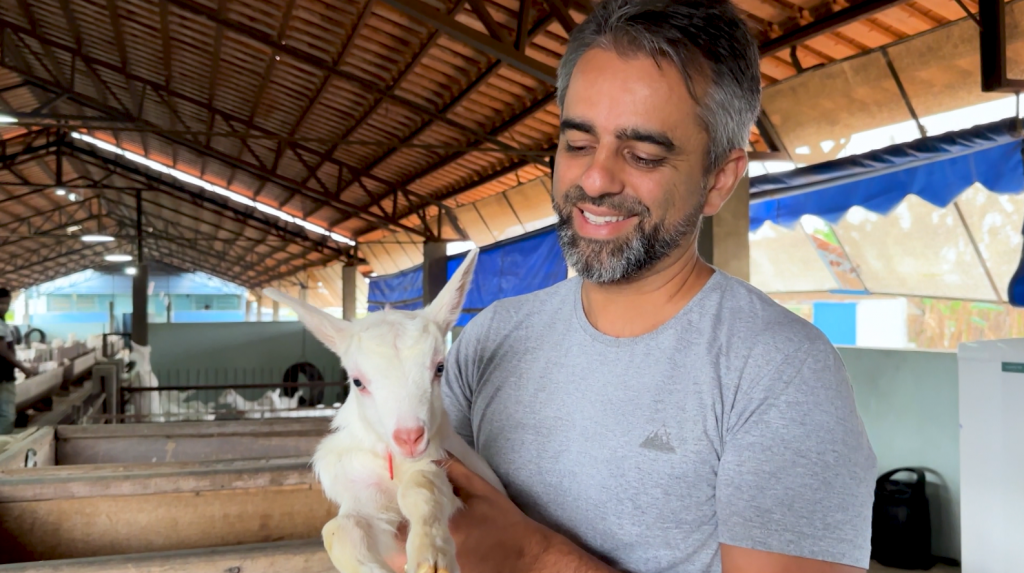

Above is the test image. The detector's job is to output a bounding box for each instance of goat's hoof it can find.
[412,565,450,573]
[406,528,457,573]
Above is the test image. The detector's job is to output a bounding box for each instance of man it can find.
[1,288,35,434]
[389,0,876,571]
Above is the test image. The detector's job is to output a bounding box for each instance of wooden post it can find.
[422,241,448,306]
[342,264,357,321]
[698,173,751,282]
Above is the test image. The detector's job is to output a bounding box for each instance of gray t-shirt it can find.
[442,270,877,573]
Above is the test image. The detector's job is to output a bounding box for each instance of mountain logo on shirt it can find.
[640,425,677,454]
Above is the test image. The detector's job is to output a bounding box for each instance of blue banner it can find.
[750,118,1024,230]
[368,227,567,326]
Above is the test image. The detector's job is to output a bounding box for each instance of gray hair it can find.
[555,0,762,173]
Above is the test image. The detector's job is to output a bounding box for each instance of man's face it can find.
[552,47,736,284]
[0,297,10,318]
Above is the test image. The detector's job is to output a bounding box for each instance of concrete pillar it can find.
[108,301,115,333]
[422,241,448,306]
[131,264,149,346]
[256,295,263,322]
[245,299,253,322]
[272,300,280,322]
[698,174,750,282]
[166,298,172,323]
[342,263,357,321]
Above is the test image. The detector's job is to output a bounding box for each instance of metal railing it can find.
[82,380,350,424]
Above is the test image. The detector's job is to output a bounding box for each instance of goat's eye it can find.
[435,363,444,377]
[352,378,363,389]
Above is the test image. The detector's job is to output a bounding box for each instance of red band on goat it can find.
[386,450,394,481]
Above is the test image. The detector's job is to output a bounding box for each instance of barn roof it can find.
[0,0,985,289]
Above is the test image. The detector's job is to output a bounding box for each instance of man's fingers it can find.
[436,451,492,495]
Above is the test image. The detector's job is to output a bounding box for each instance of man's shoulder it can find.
[710,272,838,360]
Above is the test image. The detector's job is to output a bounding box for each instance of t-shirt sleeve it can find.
[715,341,877,568]
[441,310,493,450]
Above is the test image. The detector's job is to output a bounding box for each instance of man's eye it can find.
[435,363,445,377]
[629,152,664,168]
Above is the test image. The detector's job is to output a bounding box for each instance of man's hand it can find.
[443,454,557,573]
[385,453,558,573]
[19,363,37,377]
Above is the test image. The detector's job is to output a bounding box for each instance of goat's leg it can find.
[322,513,395,573]
[397,467,462,573]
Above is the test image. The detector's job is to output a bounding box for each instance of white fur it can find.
[263,248,505,573]
[127,343,165,422]
[217,387,304,419]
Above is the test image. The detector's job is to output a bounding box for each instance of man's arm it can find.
[714,340,876,573]
[527,525,865,573]
[0,337,33,376]
[720,544,865,573]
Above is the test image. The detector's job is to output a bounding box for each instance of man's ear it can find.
[702,149,749,217]
[425,248,479,334]
[262,288,349,354]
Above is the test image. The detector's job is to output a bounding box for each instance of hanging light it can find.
[0,114,17,124]
[125,267,137,276]
[81,235,115,242]
[104,254,133,262]
[70,131,358,246]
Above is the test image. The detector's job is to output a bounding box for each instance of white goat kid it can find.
[263,248,504,573]
[127,342,163,422]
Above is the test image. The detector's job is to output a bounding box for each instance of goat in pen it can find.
[263,248,505,573]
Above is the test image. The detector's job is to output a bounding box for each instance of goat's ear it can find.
[425,247,478,334]
[262,288,349,353]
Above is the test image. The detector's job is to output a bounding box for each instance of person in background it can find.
[0,288,36,434]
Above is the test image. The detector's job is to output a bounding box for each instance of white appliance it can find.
[957,337,1024,573]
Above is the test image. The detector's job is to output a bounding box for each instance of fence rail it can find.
[84,378,350,424]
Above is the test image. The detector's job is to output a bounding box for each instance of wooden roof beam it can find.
[5,243,120,289]
[101,193,282,251]
[343,8,559,194]
[62,143,356,260]
[376,0,557,84]
[140,241,261,290]
[0,25,459,238]
[294,0,473,190]
[161,0,531,157]
[256,252,355,288]
[343,92,556,227]
[0,197,102,250]
[1,239,113,275]
[100,198,287,275]
[759,0,913,57]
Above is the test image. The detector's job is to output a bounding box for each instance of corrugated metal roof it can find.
[0,0,988,286]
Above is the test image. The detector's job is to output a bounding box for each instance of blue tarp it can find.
[750,118,1024,230]
[367,227,567,326]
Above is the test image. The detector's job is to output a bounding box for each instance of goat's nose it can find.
[392,425,426,455]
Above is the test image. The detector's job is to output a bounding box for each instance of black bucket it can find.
[871,467,937,570]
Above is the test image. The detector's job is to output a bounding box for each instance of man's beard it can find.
[553,185,704,284]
